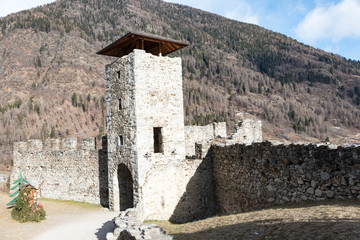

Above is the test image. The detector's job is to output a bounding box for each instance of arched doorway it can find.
[117,164,134,211]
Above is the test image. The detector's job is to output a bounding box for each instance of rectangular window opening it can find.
[118,135,124,147]
[116,71,120,79]
[119,98,122,110]
[153,127,163,153]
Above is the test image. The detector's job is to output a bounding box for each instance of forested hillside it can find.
[0,0,360,170]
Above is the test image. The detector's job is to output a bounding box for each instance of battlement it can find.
[13,137,97,152]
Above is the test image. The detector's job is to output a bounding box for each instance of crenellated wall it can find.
[211,142,360,214]
[11,137,108,205]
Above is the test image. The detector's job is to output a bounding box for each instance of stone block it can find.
[325,190,335,198]
[315,189,322,197]
[311,180,317,188]
[321,172,330,181]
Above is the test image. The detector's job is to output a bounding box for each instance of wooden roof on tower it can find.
[97,31,189,58]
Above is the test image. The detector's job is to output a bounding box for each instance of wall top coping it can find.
[13,137,98,152]
[213,140,360,151]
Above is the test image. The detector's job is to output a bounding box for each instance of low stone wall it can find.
[106,209,172,240]
[212,142,360,214]
[11,138,108,205]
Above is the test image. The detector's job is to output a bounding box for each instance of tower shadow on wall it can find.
[169,147,218,223]
[98,135,109,207]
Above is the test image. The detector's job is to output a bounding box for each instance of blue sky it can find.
[0,0,359,61]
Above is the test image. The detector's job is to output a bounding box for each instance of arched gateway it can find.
[117,164,134,211]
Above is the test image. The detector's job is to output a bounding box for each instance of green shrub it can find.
[11,186,46,222]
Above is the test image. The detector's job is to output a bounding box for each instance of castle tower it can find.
[97,32,188,212]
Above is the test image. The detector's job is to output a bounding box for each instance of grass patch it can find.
[39,197,102,209]
[151,199,360,240]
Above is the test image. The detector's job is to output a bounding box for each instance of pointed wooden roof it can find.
[97,31,188,58]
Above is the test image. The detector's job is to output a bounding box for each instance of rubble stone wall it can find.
[184,122,226,158]
[106,49,188,212]
[11,138,107,204]
[227,118,262,145]
[139,157,216,223]
[212,142,360,214]
[106,50,139,211]
[106,208,173,240]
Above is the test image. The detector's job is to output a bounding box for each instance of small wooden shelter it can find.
[97,31,188,58]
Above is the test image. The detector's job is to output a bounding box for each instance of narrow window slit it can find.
[118,135,124,147]
[153,127,163,153]
[119,99,122,110]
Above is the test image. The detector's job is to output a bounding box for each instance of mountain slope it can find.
[0,0,360,169]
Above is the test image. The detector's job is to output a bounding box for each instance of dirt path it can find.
[0,193,119,240]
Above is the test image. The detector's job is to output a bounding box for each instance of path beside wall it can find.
[212,142,360,214]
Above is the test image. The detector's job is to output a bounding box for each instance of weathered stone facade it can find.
[106,49,187,215]
[227,118,262,145]
[11,138,108,205]
[212,142,360,214]
[184,122,226,158]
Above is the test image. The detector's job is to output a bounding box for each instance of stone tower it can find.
[97,32,188,212]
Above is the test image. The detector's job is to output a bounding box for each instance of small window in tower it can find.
[118,135,124,147]
[153,127,163,153]
[116,71,120,79]
[119,98,122,110]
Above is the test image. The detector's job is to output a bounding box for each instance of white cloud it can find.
[224,2,259,24]
[295,0,360,44]
[0,0,55,17]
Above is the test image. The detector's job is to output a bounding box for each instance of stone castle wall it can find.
[106,50,139,211]
[11,138,108,205]
[106,49,188,213]
[227,118,262,145]
[184,122,226,158]
[211,142,360,214]
[133,49,186,181]
[139,157,216,223]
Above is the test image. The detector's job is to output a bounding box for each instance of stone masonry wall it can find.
[184,122,226,158]
[11,138,107,204]
[139,156,216,222]
[212,142,360,214]
[106,51,139,211]
[134,49,186,183]
[106,49,188,213]
[227,118,262,145]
